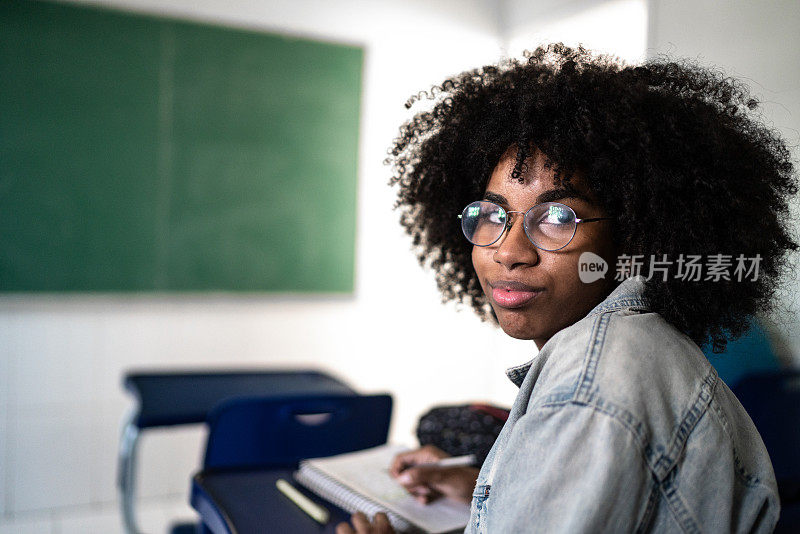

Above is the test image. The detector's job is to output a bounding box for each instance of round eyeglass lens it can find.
[461,201,507,246]
[523,202,577,251]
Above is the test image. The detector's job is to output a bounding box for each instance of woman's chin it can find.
[495,314,540,341]
[503,329,537,341]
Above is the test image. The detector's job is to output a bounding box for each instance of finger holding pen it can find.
[389,445,450,477]
[389,446,479,505]
[395,464,479,505]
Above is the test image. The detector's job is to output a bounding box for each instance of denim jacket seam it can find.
[537,396,679,531]
[652,368,718,480]
[536,396,650,468]
[534,397,701,534]
[708,395,765,488]
[659,468,702,534]
[574,313,610,402]
[586,297,650,318]
[574,306,652,405]
[540,309,653,463]
[571,310,721,484]
[634,481,661,534]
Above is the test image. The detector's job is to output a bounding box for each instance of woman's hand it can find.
[389,445,479,505]
[335,512,395,534]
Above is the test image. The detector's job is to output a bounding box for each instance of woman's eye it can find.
[487,211,505,224]
[540,206,572,225]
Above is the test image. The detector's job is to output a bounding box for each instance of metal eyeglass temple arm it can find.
[575,216,613,223]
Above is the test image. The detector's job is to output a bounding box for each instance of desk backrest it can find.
[203,394,392,470]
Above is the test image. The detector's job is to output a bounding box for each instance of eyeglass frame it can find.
[458,200,613,251]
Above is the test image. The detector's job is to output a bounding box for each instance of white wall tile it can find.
[93,398,130,504]
[0,514,56,534]
[57,507,124,534]
[9,405,96,513]
[161,497,198,529]
[10,312,99,407]
[137,425,205,500]
[140,497,197,534]
[0,405,7,518]
[52,498,176,534]
[0,313,11,408]
[2,312,16,518]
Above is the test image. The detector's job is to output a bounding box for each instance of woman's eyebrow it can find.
[535,187,590,204]
[483,192,507,204]
[484,188,590,206]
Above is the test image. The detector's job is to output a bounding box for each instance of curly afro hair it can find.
[387,43,798,352]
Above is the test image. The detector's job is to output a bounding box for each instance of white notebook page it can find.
[300,444,471,533]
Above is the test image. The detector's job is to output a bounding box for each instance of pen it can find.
[415,454,477,469]
[276,478,330,524]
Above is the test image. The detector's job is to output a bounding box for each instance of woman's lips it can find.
[490,281,544,309]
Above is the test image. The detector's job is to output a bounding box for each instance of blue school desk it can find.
[118,369,355,534]
[191,393,393,533]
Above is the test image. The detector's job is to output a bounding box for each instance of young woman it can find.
[337,44,797,533]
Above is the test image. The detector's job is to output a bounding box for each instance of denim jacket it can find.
[466,276,779,533]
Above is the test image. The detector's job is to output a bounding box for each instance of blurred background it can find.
[1,0,798,532]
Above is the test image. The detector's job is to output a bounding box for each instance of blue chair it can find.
[204,393,393,470]
[192,393,393,533]
[733,369,800,533]
[118,369,355,534]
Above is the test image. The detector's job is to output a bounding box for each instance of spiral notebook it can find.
[294,444,471,534]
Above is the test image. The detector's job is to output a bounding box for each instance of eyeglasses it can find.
[458,200,612,251]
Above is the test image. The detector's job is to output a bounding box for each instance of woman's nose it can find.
[492,215,540,269]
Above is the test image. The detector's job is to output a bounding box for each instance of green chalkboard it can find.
[0,1,362,292]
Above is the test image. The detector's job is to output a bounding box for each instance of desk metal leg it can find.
[118,409,142,534]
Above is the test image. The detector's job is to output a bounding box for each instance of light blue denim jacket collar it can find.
[506,275,650,388]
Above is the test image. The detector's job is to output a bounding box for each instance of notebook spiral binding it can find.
[294,462,422,533]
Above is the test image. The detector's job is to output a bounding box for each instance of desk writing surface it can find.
[125,369,356,428]
[192,468,352,533]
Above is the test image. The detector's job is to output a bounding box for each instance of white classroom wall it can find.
[2,1,799,532]
[501,0,649,63]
